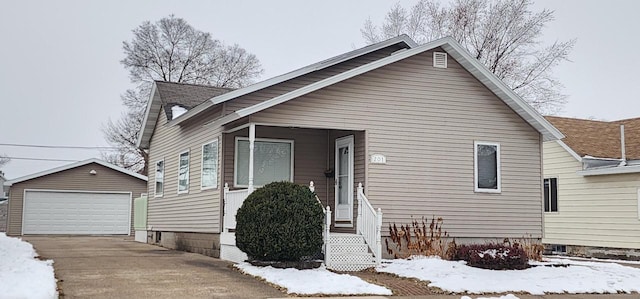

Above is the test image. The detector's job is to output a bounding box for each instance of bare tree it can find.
[361,0,575,114]
[104,15,263,174]
[0,154,10,169]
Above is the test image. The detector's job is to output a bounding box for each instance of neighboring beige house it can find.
[543,116,640,258]
[0,171,6,232]
[4,159,147,236]
[138,35,563,271]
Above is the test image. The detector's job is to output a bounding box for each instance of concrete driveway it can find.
[24,236,283,299]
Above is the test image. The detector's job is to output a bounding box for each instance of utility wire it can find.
[0,143,119,150]
[4,157,79,162]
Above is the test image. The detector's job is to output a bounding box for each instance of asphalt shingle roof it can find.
[154,81,233,120]
[545,116,640,160]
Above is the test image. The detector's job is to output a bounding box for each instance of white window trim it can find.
[177,150,190,194]
[233,137,295,188]
[201,139,219,190]
[474,141,501,193]
[154,159,164,198]
[544,177,559,213]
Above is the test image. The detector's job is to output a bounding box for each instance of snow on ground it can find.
[378,256,640,295]
[235,262,392,295]
[545,255,640,265]
[0,233,57,299]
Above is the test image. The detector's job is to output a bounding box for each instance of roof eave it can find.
[167,34,418,127]
[576,165,640,176]
[209,37,565,141]
[137,83,159,149]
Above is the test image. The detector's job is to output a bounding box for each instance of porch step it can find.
[329,243,369,254]
[327,253,377,271]
[326,233,376,271]
[328,233,366,245]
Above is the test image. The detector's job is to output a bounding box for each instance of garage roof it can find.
[3,158,148,187]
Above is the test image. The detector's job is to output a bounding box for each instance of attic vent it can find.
[433,52,447,68]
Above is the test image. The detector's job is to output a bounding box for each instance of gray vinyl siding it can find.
[147,108,223,233]
[543,141,640,248]
[223,45,405,115]
[248,48,544,238]
[6,163,146,235]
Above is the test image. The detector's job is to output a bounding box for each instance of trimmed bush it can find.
[453,243,529,270]
[235,181,324,262]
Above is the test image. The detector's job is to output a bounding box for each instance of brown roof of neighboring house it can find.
[545,116,640,160]
[155,81,233,120]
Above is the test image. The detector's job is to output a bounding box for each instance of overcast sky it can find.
[1,0,639,179]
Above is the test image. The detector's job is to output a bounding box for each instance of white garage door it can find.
[23,191,131,235]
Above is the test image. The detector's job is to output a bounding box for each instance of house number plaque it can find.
[370,154,386,164]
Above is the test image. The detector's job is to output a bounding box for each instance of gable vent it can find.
[433,52,447,68]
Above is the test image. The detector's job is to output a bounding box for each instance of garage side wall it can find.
[6,163,147,235]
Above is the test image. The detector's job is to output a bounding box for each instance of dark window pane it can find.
[477,144,497,189]
[544,179,550,212]
[551,178,558,212]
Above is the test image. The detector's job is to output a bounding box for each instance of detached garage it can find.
[4,159,147,236]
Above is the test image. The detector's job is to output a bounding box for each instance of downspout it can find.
[619,124,627,166]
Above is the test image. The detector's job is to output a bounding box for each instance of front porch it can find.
[218,122,382,271]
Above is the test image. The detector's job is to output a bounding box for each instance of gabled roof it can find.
[3,158,147,187]
[207,36,563,141]
[137,81,233,148]
[165,35,418,128]
[546,116,640,160]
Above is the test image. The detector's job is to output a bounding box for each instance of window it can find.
[474,141,501,193]
[154,160,164,197]
[201,140,218,190]
[550,244,566,254]
[544,178,558,212]
[178,151,190,193]
[234,137,294,187]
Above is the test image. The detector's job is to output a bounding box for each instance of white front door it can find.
[335,135,354,225]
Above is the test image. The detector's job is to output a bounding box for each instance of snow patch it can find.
[461,295,519,299]
[171,105,188,119]
[0,233,57,299]
[377,256,640,295]
[235,262,392,295]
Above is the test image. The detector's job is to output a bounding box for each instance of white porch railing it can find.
[356,182,383,265]
[223,183,249,232]
[310,181,332,268]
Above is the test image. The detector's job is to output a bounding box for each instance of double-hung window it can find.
[201,140,218,190]
[544,178,558,212]
[154,160,164,197]
[474,141,501,193]
[234,137,294,187]
[178,151,190,193]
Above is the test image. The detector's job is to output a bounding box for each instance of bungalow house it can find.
[543,116,640,259]
[137,35,563,271]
